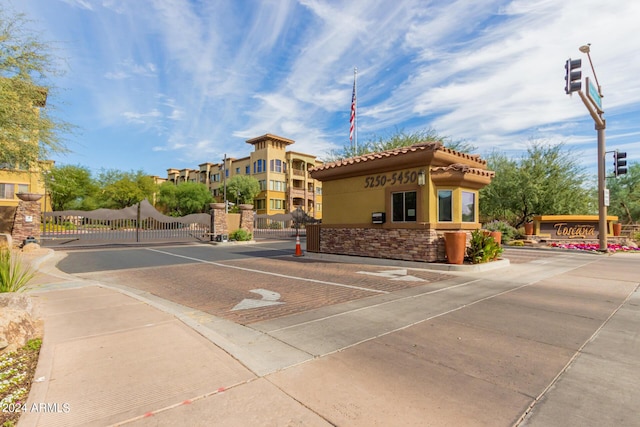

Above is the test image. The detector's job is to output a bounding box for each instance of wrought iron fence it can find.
[42,200,210,244]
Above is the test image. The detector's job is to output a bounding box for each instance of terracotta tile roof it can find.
[431,163,495,178]
[312,141,486,172]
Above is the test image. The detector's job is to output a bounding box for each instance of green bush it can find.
[482,220,517,243]
[229,228,252,241]
[466,229,503,264]
[0,249,35,293]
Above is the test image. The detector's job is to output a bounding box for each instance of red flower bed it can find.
[549,242,640,252]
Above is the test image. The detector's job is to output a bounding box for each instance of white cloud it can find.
[15,0,640,174]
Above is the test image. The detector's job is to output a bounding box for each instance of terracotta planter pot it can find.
[613,223,622,237]
[444,231,466,265]
[524,222,534,236]
[489,231,502,247]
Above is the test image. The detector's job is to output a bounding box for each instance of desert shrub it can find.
[483,220,517,243]
[229,229,252,241]
[268,221,283,229]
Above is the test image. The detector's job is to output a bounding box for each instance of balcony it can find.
[288,187,306,198]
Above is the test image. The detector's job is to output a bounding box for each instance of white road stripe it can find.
[146,248,389,294]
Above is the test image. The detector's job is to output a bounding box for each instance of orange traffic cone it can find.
[294,235,303,257]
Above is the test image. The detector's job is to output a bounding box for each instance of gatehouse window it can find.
[392,191,417,222]
[462,191,475,222]
[438,190,453,222]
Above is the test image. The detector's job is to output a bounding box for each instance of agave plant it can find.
[0,249,35,293]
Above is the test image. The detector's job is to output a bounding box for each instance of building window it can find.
[254,160,266,173]
[438,190,453,222]
[270,159,283,172]
[269,180,285,191]
[392,191,417,222]
[245,165,250,175]
[235,167,240,174]
[0,183,29,199]
[316,187,322,195]
[269,199,285,210]
[255,199,265,209]
[462,191,475,222]
[259,180,267,191]
[316,203,322,212]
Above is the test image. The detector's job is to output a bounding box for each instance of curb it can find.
[303,252,510,272]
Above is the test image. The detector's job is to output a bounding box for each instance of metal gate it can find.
[42,199,210,245]
[253,211,320,239]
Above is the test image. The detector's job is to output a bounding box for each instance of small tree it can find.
[45,164,96,211]
[157,181,212,216]
[324,127,476,161]
[0,9,71,168]
[480,140,594,228]
[607,162,640,224]
[225,175,260,206]
[96,169,156,209]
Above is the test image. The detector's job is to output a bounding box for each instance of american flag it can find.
[349,78,356,141]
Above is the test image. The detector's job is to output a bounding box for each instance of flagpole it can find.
[350,67,358,154]
[354,67,358,154]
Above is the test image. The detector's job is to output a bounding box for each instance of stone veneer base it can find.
[319,227,458,263]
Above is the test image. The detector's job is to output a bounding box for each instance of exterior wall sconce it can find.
[418,170,426,186]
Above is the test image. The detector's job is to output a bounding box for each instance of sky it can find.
[8,0,640,182]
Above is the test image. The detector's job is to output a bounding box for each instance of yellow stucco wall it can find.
[322,167,428,225]
[0,169,47,209]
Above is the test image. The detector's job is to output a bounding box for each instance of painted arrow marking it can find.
[356,268,425,282]
[231,289,285,311]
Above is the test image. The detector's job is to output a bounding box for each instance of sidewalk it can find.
[17,249,640,426]
[20,250,325,427]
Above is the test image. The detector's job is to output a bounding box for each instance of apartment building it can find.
[166,134,323,219]
[0,80,50,212]
[0,163,50,210]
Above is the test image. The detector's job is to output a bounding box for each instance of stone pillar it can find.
[209,203,227,240]
[11,194,43,248]
[239,204,255,235]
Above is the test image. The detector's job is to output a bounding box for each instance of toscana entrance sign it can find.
[533,215,617,239]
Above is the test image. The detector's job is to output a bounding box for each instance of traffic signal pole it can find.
[568,45,608,252]
[596,121,607,252]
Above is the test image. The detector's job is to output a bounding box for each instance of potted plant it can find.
[466,229,503,264]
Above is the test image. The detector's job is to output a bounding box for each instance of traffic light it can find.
[614,151,627,177]
[565,58,582,94]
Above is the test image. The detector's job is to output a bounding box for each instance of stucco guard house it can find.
[308,141,495,262]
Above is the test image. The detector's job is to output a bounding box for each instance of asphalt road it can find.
[46,242,640,426]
